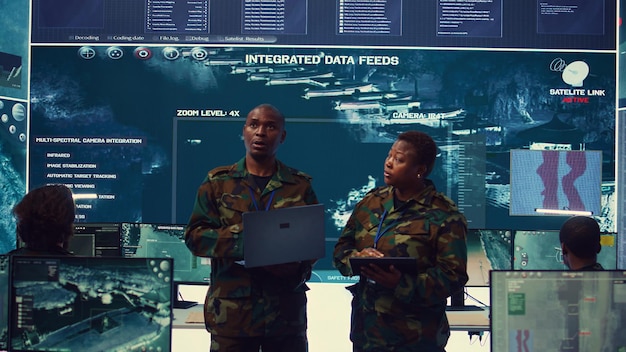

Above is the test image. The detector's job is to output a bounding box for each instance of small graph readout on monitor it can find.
[8,256,173,352]
[70,223,122,257]
[490,270,626,351]
[121,223,211,285]
[466,229,513,286]
[510,149,602,216]
[513,230,617,270]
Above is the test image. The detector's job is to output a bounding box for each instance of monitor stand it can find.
[174,282,198,309]
[446,289,484,311]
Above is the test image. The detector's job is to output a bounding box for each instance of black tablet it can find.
[349,256,418,275]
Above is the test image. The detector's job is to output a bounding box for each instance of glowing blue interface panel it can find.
[9,256,173,352]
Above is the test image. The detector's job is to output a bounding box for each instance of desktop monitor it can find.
[120,222,211,308]
[70,223,122,257]
[490,270,626,351]
[513,229,617,270]
[449,228,512,310]
[8,256,173,352]
[466,228,513,287]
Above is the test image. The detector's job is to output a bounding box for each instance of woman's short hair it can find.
[397,131,438,176]
[13,184,75,249]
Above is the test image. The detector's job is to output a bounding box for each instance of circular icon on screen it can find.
[106,47,124,60]
[562,61,589,87]
[12,103,26,122]
[134,47,152,60]
[190,47,208,61]
[78,46,96,60]
[162,47,180,61]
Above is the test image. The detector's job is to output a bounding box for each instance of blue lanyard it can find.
[373,210,398,249]
[373,207,409,249]
[249,186,275,211]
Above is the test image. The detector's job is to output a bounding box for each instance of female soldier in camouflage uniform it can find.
[334,131,468,352]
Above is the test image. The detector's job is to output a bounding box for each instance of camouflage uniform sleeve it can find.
[184,168,245,259]
[394,210,469,306]
[333,207,359,276]
[290,170,319,284]
[333,190,380,276]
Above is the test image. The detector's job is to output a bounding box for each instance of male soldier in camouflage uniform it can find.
[185,103,318,352]
[334,131,468,352]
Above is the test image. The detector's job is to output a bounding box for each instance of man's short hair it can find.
[559,216,601,259]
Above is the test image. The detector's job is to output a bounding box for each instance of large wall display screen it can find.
[0,0,621,272]
[28,1,615,50]
[27,46,617,273]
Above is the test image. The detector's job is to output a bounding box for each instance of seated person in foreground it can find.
[559,216,603,270]
[8,184,76,256]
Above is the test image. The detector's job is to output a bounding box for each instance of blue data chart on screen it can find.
[337,0,402,36]
[537,0,605,35]
[242,0,307,35]
[28,0,616,49]
[436,0,502,38]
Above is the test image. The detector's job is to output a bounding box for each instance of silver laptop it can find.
[243,204,325,268]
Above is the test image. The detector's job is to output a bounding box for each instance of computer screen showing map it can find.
[512,229,617,270]
[120,223,211,285]
[466,228,513,287]
[8,256,173,352]
[490,270,626,351]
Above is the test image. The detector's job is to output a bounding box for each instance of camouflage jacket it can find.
[333,181,468,349]
[185,157,318,337]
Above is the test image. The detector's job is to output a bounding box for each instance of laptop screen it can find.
[243,204,325,268]
[9,256,173,352]
[490,270,626,351]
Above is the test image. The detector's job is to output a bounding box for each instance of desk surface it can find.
[173,304,205,329]
[173,305,490,332]
[446,307,490,331]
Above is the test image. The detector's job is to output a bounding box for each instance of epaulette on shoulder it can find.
[208,165,233,179]
[367,187,381,196]
[289,167,313,180]
[436,192,460,210]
